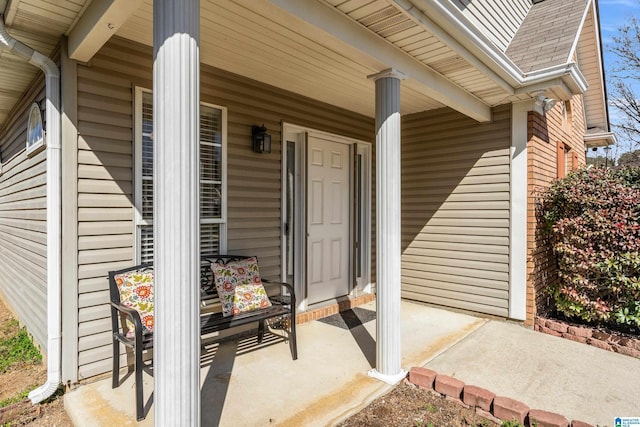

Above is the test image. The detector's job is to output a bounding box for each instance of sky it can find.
[596,0,640,158]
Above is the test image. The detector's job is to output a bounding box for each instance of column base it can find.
[367,368,407,385]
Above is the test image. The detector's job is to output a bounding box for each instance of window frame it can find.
[133,87,228,264]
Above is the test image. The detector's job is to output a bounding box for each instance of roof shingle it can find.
[505,0,589,73]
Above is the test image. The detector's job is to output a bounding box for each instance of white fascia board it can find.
[68,0,142,63]
[411,0,589,96]
[567,0,593,63]
[265,0,491,122]
[584,131,617,148]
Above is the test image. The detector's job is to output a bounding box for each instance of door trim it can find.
[281,122,372,312]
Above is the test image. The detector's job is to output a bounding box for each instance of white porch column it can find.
[153,1,200,425]
[509,100,532,321]
[368,69,407,385]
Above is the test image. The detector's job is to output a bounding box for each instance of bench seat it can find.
[109,255,297,421]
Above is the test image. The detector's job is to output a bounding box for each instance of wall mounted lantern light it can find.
[252,125,271,153]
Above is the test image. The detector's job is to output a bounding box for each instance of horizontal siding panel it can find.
[402,283,508,307]
[77,121,132,141]
[406,225,508,237]
[78,136,132,154]
[402,260,509,282]
[403,254,509,273]
[78,260,133,281]
[78,247,135,265]
[0,156,46,193]
[401,290,509,317]
[79,344,112,366]
[78,193,133,208]
[79,221,133,236]
[405,233,509,246]
[78,306,110,324]
[78,208,133,222]
[409,217,509,228]
[402,269,508,291]
[77,179,132,194]
[78,234,134,251]
[0,217,46,233]
[78,165,132,181]
[405,239,508,255]
[78,331,112,353]
[77,150,132,168]
[403,247,509,264]
[404,209,509,220]
[0,65,48,354]
[403,191,510,203]
[79,277,111,294]
[78,290,109,309]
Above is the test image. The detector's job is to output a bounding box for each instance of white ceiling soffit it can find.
[0,0,91,128]
[265,0,491,122]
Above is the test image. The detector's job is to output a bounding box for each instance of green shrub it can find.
[541,167,640,327]
[0,323,42,373]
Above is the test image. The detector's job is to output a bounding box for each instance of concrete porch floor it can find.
[64,300,485,426]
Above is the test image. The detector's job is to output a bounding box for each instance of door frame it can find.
[281,122,372,312]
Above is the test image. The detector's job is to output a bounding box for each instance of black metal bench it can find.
[108,255,297,421]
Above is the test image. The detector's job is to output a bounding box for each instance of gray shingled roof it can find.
[505,0,588,73]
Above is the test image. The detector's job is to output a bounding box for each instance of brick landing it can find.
[296,293,376,325]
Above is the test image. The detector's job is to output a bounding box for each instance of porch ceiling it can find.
[3,0,604,129]
[0,0,517,127]
[116,0,458,118]
[0,0,89,127]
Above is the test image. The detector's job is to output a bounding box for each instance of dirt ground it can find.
[339,381,499,427]
[0,298,72,426]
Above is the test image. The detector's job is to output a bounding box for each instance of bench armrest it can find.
[110,301,145,341]
[262,279,296,309]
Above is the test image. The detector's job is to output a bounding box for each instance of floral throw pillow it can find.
[212,257,272,317]
[114,270,154,335]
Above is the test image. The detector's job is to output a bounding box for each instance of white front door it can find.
[306,136,351,304]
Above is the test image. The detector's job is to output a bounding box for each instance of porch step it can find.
[296,294,376,325]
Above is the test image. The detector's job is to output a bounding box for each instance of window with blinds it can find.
[135,89,226,263]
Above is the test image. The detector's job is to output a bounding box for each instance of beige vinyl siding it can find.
[576,7,606,130]
[452,0,531,51]
[0,73,48,349]
[74,37,373,379]
[401,105,511,317]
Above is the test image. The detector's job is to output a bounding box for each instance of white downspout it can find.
[0,16,62,404]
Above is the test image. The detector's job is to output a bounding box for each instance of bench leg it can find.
[290,314,298,360]
[112,336,120,389]
[135,344,144,421]
[257,320,265,343]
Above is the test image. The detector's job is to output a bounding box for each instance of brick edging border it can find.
[408,367,593,427]
[534,316,640,359]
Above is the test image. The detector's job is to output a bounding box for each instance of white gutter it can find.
[0,16,62,404]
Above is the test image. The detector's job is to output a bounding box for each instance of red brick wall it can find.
[526,95,586,325]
